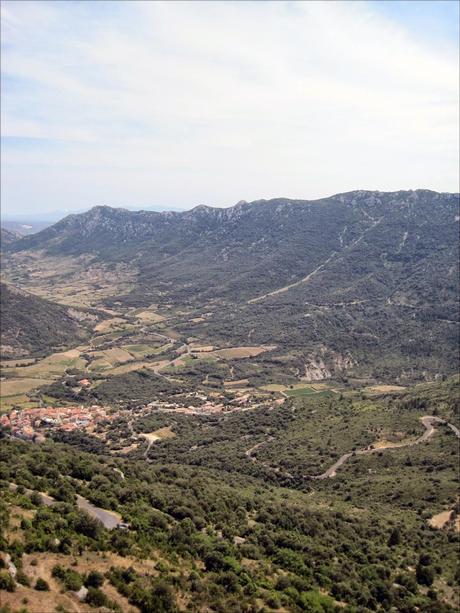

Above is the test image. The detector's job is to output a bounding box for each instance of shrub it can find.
[0,571,16,592]
[30,492,43,507]
[16,570,30,586]
[416,563,434,586]
[63,570,83,591]
[86,587,109,607]
[388,527,401,547]
[85,570,104,588]
[35,577,50,591]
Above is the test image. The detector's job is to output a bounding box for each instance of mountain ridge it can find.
[7,188,458,255]
[3,189,459,381]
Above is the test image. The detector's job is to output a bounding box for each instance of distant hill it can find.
[0,283,92,358]
[5,190,459,379]
[0,227,19,247]
[1,219,53,236]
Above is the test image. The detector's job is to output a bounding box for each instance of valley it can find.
[1,190,459,613]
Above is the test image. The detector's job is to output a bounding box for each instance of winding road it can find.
[244,416,459,481]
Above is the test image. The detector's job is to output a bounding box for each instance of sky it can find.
[1,0,459,218]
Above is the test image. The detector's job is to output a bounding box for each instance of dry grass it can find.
[224,379,250,387]
[211,346,276,359]
[2,251,138,308]
[10,349,86,380]
[121,344,161,358]
[94,317,129,333]
[101,348,135,363]
[260,384,286,392]
[88,347,135,372]
[0,550,160,613]
[1,358,36,368]
[106,361,151,376]
[365,385,407,393]
[190,345,215,352]
[140,426,176,442]
[0,394,40,412]
[135,310,165,323]
[1,377,54,397]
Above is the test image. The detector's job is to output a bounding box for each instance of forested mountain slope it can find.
[4,190,459,380]
[0,283,91,358]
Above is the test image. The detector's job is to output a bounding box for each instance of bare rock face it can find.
[303,349,357,381]
[304,357,331,381]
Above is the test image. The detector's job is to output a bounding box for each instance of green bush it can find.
[35,577,50,591]
[16,570,30,586]
[85,570,104,588]
[0,570,16,592]
[416,563,434,586]
[86,587,109,607]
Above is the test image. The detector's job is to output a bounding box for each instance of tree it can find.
[416,563,434,586]
[388,527,401,547]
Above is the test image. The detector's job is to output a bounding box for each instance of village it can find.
[0,405,115,442]
[145,389,284,415]
[0,387,283,445]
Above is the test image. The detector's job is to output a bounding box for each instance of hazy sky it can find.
[1,0,459,217]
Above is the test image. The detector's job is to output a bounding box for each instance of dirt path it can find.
[244,436,295,478]
[243,416,459,482]
[140,432,161,458]
[245,438,273,460]
[248,250,338,304]
[248,218,382,304]
[113,467,125,480]
[309,416,459,480]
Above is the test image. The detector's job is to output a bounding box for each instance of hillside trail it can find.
[244,416,459,481]
[309,416,459,479]
[248,218,382,304]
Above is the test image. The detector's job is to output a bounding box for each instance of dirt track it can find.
[309,416,459,479]
[244,416,459,481]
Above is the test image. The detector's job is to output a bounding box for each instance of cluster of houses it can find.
[145,389,271,415]
[1,405,113,442]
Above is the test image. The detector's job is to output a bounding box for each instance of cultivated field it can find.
[211,345,276,359]
[1,377,54,397]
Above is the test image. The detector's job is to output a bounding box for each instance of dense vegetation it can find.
[0,283,90,358]
[1,380,459,611]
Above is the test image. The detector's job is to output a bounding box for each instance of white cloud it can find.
[1,0,458,215]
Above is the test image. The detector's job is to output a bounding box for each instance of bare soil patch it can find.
[366,385,407,393]
[428,510,454,529]
[211,346,276,359]
[224,379,250,387]
[140,426,176,442]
